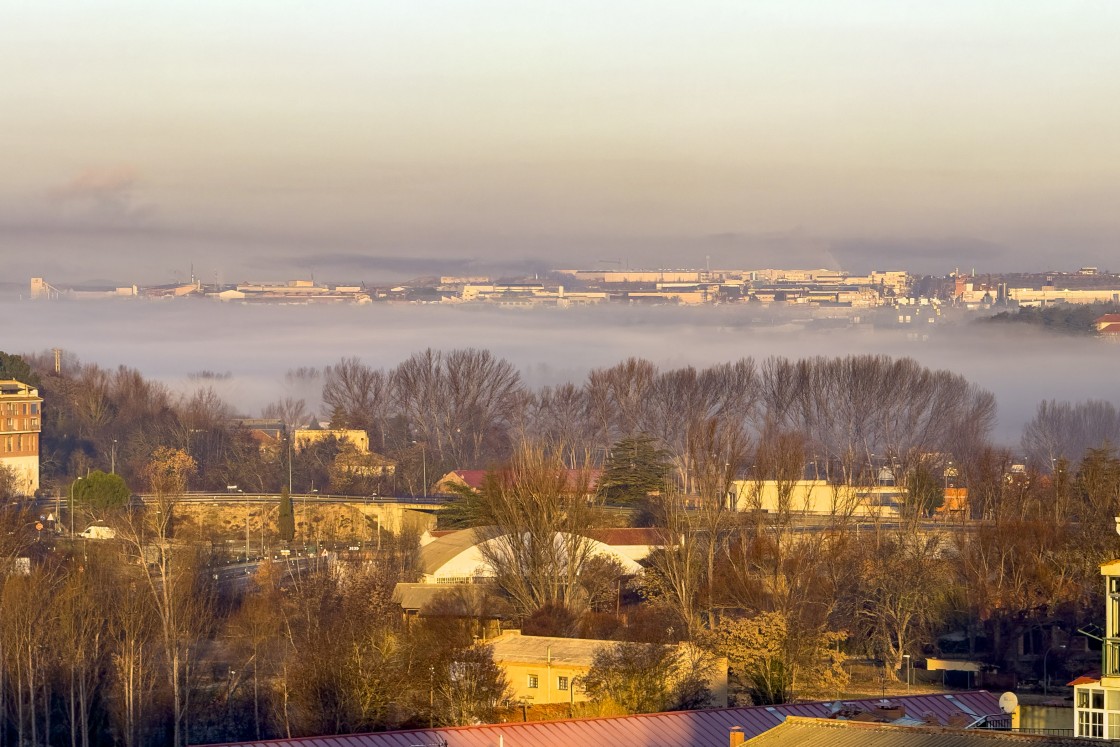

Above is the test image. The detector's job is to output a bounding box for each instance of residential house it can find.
[488,629,728,708]
[1072,552,1120,738]
[1094,314,1120,334]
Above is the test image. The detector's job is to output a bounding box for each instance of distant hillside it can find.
[980,302,1120,334]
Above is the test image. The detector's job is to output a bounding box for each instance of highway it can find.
[208,555,328,591]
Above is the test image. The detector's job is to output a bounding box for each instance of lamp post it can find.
[1043,642,1067,695]
[69,476,83,536]
[903,654,911,692]
[111,438,118,474]
[412,440,427,497]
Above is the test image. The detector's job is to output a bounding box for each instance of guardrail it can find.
[134,492,450,505]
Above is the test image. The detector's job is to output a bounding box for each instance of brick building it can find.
[0,380,43,496]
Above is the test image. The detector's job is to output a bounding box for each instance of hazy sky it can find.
[3,2,1119,283]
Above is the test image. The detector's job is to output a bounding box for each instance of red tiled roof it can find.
[200,691,1004,747]
[449,470,489,490]
[1067,675,1099,687]
[1098,323,1120,333]
[1095,314,1120,324]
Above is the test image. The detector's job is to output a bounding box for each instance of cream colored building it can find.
[1009,287,1120,307]
[730,479,903,519]
[0,381,43,496]
[416,527,644,584]
[293,427,370,454]
[488,630,728,708]
[1073,556,1120,738]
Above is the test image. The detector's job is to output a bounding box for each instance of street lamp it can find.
[1043,642,1067,695]
[69,476,84,536]
[903,654,911,692]
[412,440,427,498]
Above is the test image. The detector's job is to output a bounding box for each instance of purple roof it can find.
[201,691,1004,747]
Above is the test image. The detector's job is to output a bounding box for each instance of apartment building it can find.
[0,380,43,496]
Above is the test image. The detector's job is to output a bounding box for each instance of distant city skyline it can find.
[3,2,1118,283]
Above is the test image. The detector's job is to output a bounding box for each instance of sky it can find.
[3,1,1120,284]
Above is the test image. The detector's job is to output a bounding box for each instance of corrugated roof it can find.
[200,691,1005,747]
[488,630,614,667]
[743,717,1084,746]
[391,583,500,614]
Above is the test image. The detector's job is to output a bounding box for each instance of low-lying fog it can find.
[4,298,1116,446]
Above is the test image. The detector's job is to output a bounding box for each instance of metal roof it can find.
[743,717,1086,746]
[200,691,1005,747]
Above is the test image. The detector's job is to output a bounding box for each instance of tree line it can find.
[3,347,1120,743]
[2,347,1109,500]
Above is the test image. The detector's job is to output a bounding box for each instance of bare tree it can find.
[392,349,522,468]
[1023,399,1120,469]
[261,397,308,430]
[322,358,389,442]
[470,443,600,619]
[119,447,213,747]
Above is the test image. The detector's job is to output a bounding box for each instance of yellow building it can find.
[487,630,728,708]
[1073,554,1120,738]
[293,428,370,454]
[0,380,43,496]
[730,479,903,519]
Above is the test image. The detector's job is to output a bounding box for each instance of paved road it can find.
[208,555,328,591]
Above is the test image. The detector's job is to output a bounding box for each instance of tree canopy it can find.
[0,351,39,387]
[72,470,131,511]
[597,434,673,505]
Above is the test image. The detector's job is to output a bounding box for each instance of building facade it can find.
[0,380,43,496]
[1073,557,1120,738]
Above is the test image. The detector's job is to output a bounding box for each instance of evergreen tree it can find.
[597,434,673,505]
[72,470,131,512]
[0,351,40,387]
[278,486,295,541]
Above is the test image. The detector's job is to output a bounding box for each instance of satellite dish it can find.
[999,692,1019,714]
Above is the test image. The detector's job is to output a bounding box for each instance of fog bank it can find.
[4,299,1115,446]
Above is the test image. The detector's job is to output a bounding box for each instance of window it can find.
[1080,710,1104,738]
[527,674,539,689]
[1077,688,1108,739]
[557,676,569,691]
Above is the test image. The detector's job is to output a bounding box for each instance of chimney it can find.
[729,726,745,747]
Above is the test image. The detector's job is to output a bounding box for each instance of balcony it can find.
[1104,638,1120,678]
